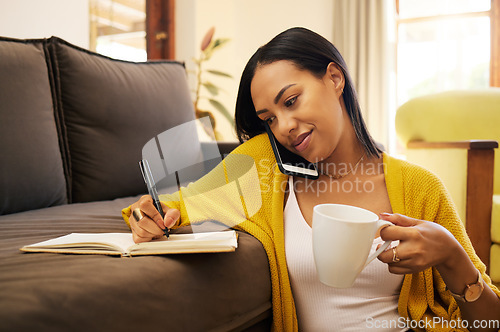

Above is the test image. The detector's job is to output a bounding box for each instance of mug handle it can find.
[364,219,393,268]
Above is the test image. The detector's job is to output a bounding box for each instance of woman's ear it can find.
[325,62,345,96]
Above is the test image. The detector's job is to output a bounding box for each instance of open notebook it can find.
[20,231,238,257]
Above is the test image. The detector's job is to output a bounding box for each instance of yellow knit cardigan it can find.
[123,134,500,332]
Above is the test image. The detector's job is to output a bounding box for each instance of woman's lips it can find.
[293,131,312,152]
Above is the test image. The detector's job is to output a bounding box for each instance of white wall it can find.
[176,0,334,141]
[0,0,89,48]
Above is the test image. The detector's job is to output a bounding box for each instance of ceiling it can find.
[89,0,146,50]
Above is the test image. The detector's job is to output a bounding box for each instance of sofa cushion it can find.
[0,37,67,215]
[0,196,272,331]
[48,37,197,203]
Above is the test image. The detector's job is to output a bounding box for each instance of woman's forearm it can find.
[436,243,500,331]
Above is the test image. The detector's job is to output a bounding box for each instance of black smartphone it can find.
[264,123,319,179]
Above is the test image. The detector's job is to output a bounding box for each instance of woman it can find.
[123,27,500,331]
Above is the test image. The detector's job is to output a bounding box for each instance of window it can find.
[89,0,175,62]
[396,0,495,106]
[89,0,147,62]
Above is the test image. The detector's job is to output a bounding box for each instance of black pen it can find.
[139,159,169,238]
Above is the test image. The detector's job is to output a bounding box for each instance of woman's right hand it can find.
[129,195,180,243]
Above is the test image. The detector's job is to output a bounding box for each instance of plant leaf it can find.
[206,70,233,78]
[203,82,219,96]
[203,38,230,60]
[209,99,234,126]
[212,38,230,50]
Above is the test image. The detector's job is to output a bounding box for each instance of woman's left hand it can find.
[377,213,462,274]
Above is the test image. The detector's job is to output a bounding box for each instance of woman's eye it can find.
[265,116,275,124]
[284,96,297,107]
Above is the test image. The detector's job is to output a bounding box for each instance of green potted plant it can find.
[191,27,233,140]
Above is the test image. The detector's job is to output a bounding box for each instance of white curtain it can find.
[332,0,396,151]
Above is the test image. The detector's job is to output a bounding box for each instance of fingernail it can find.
[380,212,392,217]
[164,217,174,228]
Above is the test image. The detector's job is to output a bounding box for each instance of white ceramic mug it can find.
[312,204,393,288]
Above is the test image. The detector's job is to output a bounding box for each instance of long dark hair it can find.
[234,27,381,158]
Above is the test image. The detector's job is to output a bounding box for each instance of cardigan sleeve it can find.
[121,138,267,232]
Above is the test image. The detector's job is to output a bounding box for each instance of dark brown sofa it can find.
[0,36,272,331]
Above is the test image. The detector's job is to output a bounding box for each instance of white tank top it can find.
[284,177,406,331]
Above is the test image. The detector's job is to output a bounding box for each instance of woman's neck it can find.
[318,109,367,173]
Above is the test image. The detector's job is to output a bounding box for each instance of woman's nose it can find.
[277,114,297,136]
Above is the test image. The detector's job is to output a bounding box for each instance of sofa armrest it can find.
[406,139,498,270]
